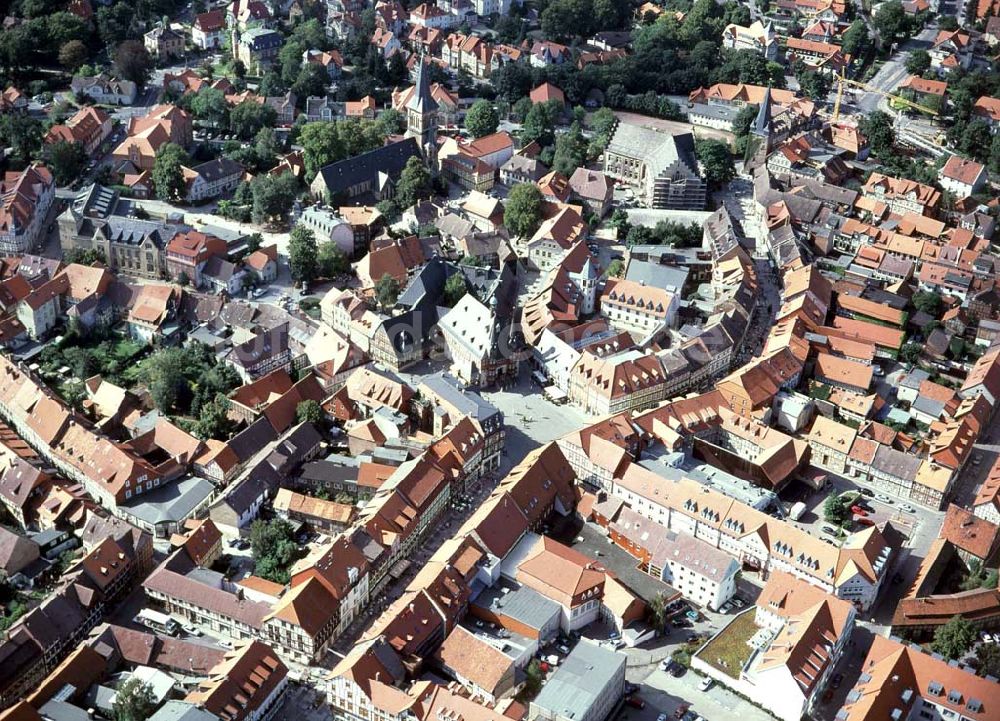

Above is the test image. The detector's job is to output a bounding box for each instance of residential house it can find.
[721,20,778,59]
[192,10,227,49]
[0,165,55,256]
[236,28,284,73]
[600,277,678,334]
[144,24,186,58]
[568,168,613,219]
[691,572,855,721]
[70,75,137,106]
[165,230,228,286]
[113,105,193,173]
[184,157,245,202]
[939,155,987,198]
[861,172,941,217]
[44,107,112,157]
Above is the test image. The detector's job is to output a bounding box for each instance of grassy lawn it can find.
[695,610,759,679]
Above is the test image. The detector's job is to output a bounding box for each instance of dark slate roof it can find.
[314,138,421,197]
[202,256,239,282]
[229,417,278,462]
[220,476,269,515]
[191,157,244,183]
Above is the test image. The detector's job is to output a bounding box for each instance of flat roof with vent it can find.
[530,640,625,720]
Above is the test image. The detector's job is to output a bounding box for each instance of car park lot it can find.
[623,664,780,721]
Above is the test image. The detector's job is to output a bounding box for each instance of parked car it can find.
[875,493,893,504]
[657,715,668,721]
[556,644,571,654]
[831,673,844,689]
[182,624,201,636]
[980,631,994,643]
[901,504,916,514]
[732,597,745,608]
[625,696,645,710]
[850,505,868,516]
[859,488,874,497]
[719,602,733,614]
[673,704,691,719]
[855,517,875,527]
[822,525,839,536]
[699,677,714,692]
[625,683,639,696]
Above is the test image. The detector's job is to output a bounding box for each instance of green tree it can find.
[905,49,931,76]
[377,107,405,135]
[465,99,499,138]
[606,259,624,278]
[976,641,1000,678]
[696,139,735,185]
[931,615,976,660]
[551,122,588,176]
[872,0,910,48]
[230,101,277,140]
[793,60,831,101]
[912,291,942,315]
[822,493,849,526]
[648,592,670,633]
[194,393,235,440]
[113,39,152,86]
[523,659,544,697]
[859,111,896,162]
[443,272,467,307]
[521,100,561,146]
[375,273,400,310]
[254,128,281,166]
[587,105,614,133]
[841,20,870,59]
[246,232,264,253]
[290,18,329,49]
[152,143,190,202]
[141,348,189,412]
[299,121,346,180]
[288,225,319,285]
[292,62,332,99]
[58,39,88,71]
[318,242,349,277]
[900,342,923,365]
[504,183,544,238]
[191,86,229,127]
[251,173,298,226]
[249,518,300,584]
[296,399,324,425]
[0,113,43,166]
[43,140,87,186]
[395,156,432,210]
[113,677,155,721]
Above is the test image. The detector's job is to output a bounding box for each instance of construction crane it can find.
[830,70,940,122]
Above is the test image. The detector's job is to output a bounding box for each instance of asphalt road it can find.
[857,25,940,114]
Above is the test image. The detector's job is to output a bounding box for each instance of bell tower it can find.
[405,54,438,154]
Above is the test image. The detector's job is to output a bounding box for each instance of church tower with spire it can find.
[405,55,438,156]
[751,86,773,149]
[743,86,774,170]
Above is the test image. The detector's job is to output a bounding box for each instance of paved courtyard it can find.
[627,664,780,721]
